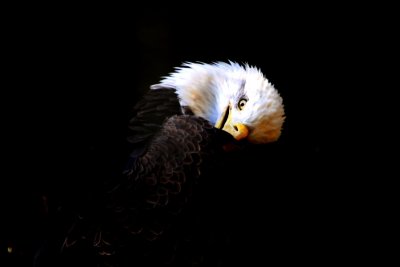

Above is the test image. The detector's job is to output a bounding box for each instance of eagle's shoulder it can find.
[127,88,182,146]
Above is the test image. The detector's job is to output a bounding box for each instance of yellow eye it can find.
[238,99,247,110]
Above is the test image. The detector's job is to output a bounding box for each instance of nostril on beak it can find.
[233,125,238,131]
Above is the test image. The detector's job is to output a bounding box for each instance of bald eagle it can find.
[41,61,285,267]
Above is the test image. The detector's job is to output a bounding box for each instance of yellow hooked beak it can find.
[215,105,249,141]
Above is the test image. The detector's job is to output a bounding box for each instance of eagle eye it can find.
[238,99,247,110]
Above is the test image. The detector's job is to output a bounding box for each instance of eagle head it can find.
[151,61,285,144]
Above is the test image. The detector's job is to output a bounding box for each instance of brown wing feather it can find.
[108,115,219,243]
[59,114,232,266]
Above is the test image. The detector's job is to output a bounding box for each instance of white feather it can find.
[151,61,285,144]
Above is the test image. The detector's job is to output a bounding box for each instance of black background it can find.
[2,5,391,266]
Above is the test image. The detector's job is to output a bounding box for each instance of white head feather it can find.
[151,61,285,144]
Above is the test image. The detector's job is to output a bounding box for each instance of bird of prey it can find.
[39,61,285,267]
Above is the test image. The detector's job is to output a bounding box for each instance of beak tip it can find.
[233,123,249,141]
